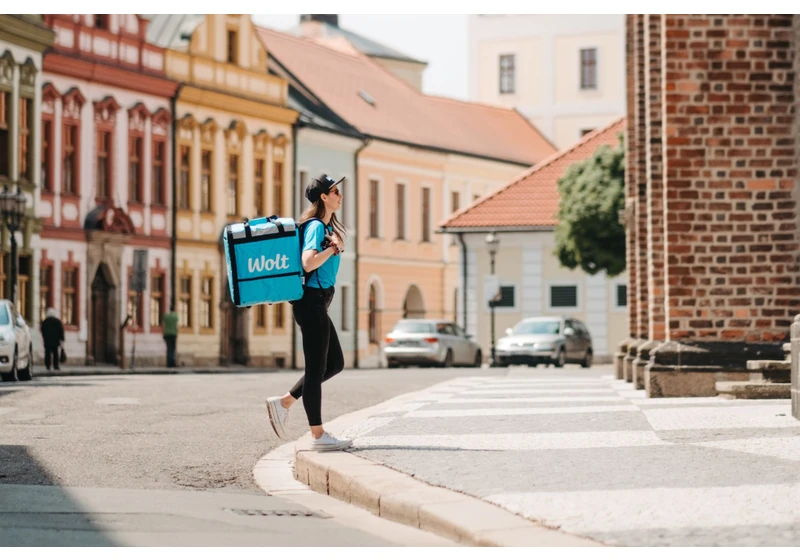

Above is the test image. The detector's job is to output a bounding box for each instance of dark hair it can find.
[299,198,346,240]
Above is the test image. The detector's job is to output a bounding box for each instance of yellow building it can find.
[146,15,297,366]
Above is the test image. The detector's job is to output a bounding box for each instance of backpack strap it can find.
[298,218,325,289]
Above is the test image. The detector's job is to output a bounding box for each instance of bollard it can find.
[792,314,800,421]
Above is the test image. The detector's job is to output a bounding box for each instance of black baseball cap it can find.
[305,174,345,203]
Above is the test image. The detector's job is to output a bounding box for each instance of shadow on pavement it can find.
[0,445,118,546]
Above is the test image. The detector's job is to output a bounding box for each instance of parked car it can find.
[494,316,593,368]
[0,300,33,382]
[384,319,482,368]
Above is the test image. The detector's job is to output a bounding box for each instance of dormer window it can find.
[227,30,238,64]
[94,15,109,30]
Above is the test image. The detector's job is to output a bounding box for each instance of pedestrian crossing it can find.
[342,368,800,546]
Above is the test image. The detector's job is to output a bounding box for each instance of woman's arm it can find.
[302,246,337,272]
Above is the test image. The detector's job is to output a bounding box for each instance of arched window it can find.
[368,284,378,344]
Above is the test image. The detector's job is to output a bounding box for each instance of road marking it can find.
[642,404,795,431]
[406,405,640,418]
[691,436,800,462]
[440,396,627,404]
[459,388,617,395]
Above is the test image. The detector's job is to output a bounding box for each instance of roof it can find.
[439,118,626,231]
[257,27,556,166]
[143,14,206,49]
[312,21,426,65]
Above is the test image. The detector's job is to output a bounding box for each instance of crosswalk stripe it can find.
[406,405,640,418]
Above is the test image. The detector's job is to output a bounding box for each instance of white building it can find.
[468,14,625,150]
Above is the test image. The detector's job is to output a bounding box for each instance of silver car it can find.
[494,316,593,368]
[384,319,482,368]
[0,300,34,382]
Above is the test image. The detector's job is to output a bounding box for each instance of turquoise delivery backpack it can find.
[223,216,321,307]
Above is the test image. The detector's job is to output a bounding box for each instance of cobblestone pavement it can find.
[341,365,800,546]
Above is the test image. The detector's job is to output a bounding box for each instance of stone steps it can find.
[746,360,791,383]
[716,381,791,400]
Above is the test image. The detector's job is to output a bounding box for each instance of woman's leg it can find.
[289,306,329,429]
[286,316,344,405]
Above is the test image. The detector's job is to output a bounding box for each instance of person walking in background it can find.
[40,308,64,371]
[163,306,179,368]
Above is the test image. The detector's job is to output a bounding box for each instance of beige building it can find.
[468,14,625,150]
[439,119,628,362]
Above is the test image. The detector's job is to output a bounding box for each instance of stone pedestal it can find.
[632,340,661,391]
[644,341,784,398]
[624,339,645,383]
[615,338,632,380]
[792,315,800,421]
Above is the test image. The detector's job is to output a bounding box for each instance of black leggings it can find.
[289,287,344,426]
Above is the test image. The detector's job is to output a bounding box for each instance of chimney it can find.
[300,15,338,27]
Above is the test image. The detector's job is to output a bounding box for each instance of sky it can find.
[251,14,470,101]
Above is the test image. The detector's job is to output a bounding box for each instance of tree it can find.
[554,135,626,277]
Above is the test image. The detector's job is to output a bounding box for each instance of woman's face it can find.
[322,186,343,213]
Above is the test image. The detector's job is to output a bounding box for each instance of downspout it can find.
[352,136,370,369]
[170,84,182,311]
[458,232,468,332]
[291,120,300,370]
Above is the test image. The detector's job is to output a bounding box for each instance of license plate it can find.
[397,340,419,347]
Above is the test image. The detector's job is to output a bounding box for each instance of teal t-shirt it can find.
[302,220,340,289]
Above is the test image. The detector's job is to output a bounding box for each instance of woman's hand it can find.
[327,232,345,254]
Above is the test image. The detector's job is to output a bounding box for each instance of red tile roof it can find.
[257,27,556,166]
[440,117,626,230]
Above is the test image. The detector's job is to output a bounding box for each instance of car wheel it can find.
[1,349,18,382]
[553,347,566,368]
[387,359,399,369]
[17,345,33,381]
[473,350,482,367]
[440,349,453,368]
[581,349,593,369]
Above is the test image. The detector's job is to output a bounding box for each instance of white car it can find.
[384,319,482,368]
[0,300,33,382]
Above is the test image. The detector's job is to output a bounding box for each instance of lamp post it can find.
[0,184,27,308]
[485,231,500,366]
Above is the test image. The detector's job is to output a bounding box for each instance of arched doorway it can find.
[90,265,114,364]
[403,284,425,319]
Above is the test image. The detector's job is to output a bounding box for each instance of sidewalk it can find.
[300,365,800,546]
[33,365,280,377]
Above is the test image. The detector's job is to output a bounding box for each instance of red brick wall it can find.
[646,14,667,342]
[625,14,639,339]
[660,15,799,343]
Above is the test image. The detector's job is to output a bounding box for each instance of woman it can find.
[40,308,65,371]
[266,174,350,451]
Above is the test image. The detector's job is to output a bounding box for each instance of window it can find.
[94,15,108,29]
[129,135,143,202]
[499,54,515,94]
[421,187,431,242]
[273,161,284,215]
[341,286,349,332]
[396,183,406,240]
[18,256,30,321]
[227,30,238,64]
[127,274,143,328]
[338,177,346,225]
[490,286,515,308]
[550,285,578,308]
[368,284,378,343]
[580,48,597,90]
[19,98,32,182]
[451,191,460,214]
[96,130,111,199]
[227,154,238,216]
[42,119,53,192]
[298,170,308,208]
[150,273,164,327]
[616,283,628,308]
[178,275,192,328]
[274,302,284,330]
[580,128,595,137]
[255,305,267,329]
[201,150,212,212]
[254,157,265,215]
[152,140,165,205]
[200,277,213,329]
[453,288,458,323]
[62,267,78,326]
[63,124,78,194]
[0,90,8,177]
[473,194,480,203]
[369,180,379,238]
[178,145,190,209]
[39,264,53,323]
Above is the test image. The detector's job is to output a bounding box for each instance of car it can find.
[384,319,482,368]
[0,300,34,382]
[494,316,593,368]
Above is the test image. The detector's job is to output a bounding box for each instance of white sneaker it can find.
[310,431,353,452]
[266,397,289,439]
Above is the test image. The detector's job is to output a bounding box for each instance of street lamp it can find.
[485,231,500,366]
[0,184,27,308]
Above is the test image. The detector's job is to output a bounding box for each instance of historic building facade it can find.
[623,14,800,396]
[40,14,178,365]
[147,15,297,367]
[0,16,54,336]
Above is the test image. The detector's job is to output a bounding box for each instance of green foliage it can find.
[554,134,626,277]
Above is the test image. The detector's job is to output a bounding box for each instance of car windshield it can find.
[0,306,8,326]
[512,320,560,335]
[392,321,434,334]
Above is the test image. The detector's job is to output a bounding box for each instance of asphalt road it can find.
[0,366,499,546]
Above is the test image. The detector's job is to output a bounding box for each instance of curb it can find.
[255,377,603,547]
